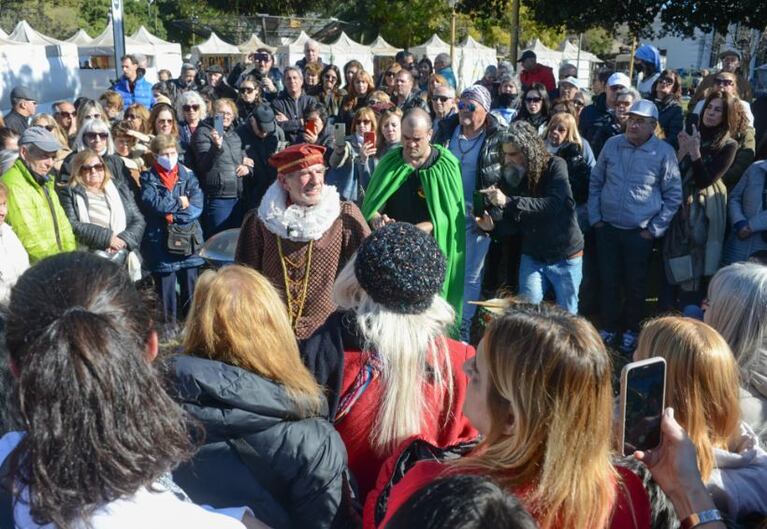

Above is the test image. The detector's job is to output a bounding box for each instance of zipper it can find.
[42,184,63,251]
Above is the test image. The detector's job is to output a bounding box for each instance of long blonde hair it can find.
[545,112,583,148]
[635,316,740,481]
[183,266,324,416]
[454,303,618,529]
[333,256,456,454]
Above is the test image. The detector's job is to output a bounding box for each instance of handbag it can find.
[167,223,200,256]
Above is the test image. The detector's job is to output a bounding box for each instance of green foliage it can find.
[582,27,614,56]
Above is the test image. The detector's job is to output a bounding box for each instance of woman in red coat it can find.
[368,302,651,529]
[330,222,477,499]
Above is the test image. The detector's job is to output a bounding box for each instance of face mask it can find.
[497,93,517,107]
[156,153,178,171]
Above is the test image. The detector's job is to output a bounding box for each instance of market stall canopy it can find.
[411,34,451,63]
[558,39,603,84]
[458,35,497,91]
[276,30,331,68]
[130,26,183,76]
[66,28,93,45]
[521,39,562,71]
[0,27,7,39]
[328,31,373,73]
[79,21,156,58]
[369,35,401,57]
[238,33,276,54]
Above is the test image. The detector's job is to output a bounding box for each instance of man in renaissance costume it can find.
[235,143,370,340]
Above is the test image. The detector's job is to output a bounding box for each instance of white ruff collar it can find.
[258,181,342,242]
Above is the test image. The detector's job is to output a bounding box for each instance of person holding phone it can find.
[634,316,767,521]
[297,102,334,161]
[328,107,378,203]
[368,302,651,529]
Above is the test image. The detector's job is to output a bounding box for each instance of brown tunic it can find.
[235,201,370,339]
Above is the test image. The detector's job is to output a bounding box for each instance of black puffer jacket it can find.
[190,119,248,199]
[58,181,145,251]
[168,355,350,529]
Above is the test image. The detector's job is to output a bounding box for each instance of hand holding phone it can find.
[305,119,318,136]
[363,131,376,146]
[619,357,666,457]
[214,114,225,137]
[333,123,346,146]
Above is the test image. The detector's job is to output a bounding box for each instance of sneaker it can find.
[620,330,638,355]
[599,329,617,347]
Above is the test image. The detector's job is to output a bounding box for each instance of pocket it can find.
[667,255,694,283]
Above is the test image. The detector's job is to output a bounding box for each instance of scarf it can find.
[155,162,179,192]
[257,181,342,242]
[362,145,466,333]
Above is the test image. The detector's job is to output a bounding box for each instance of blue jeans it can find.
[518,254,583,314]
[461,221,492,340]
[204,197,243,239]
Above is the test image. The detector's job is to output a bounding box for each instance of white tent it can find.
[191,32,242,71]
[369,35,401,57]
[411,34,451,63]
[329,32,373,73]
[0,34,80,113]
[522,39,561,71]
[66,29,93,45]
[238,33,276,55]
[558,39,602,86]
[0,27,7,39]
[458,36,497,91]
[276,31,331,69]
[130,26,183,76]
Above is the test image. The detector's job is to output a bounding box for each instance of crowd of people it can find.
[0,37,766,528]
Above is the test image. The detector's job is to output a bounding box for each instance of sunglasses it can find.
[357,119,372,125]
[80,162,104,173]
[385,71,396,77]
[43,125,55,131]
[457,101,477,112]
[658,77,675,85]
[324,76,338,82]
[57,111,76,118]
[182,104,200,112]
[241,87,258,94]
[253,54,271,62]
[125,114,140,120]
[432,96,451,103]
[714,78,734,86]
[525,97,543,103]
[85,132,109,140]
[156,119,173,125]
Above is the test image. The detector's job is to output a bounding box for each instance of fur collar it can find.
[258,181,342,242]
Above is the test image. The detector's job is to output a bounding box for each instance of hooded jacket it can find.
[169,355,349,529]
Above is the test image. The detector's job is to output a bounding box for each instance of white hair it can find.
[73,119,114,155]
[705,262,767,385]
[333,256,456,454]
[175,91,209,121]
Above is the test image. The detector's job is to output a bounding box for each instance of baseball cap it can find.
[718,49,741,60]
[607,72,631,88]
[19,126,61,153]
[628,99,659,120]
[251,103,276,134]
[11,86,37,102]
[518,50,536,63]
[558,76,580,88]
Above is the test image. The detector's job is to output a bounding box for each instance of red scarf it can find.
[155,161,179,192]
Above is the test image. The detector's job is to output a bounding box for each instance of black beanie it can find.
[354,222,446,314]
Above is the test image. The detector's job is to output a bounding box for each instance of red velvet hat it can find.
[268,143,327,176]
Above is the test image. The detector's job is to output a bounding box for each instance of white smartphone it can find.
[333,123,346,146]
[618,357,666,457]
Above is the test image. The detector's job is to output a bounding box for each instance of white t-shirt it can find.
[0,432,246,529]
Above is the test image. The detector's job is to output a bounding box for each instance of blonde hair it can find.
[454,303,619,529]
[333,256,456,454]
[545,112,582,148]
[31,114,68,150]
[705,262,767,386]
[183,266,324,416]
[635,316,740,481]
[214,98,238,122]
[69,149,112,190]
[150,133,177,154]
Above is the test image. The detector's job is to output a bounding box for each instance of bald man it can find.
[361,109,466,332]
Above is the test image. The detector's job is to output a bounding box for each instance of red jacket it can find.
[335,339,477,501]
[371,459,651,529]
[520,64,556,94]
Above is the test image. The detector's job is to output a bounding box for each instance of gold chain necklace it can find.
[276,236,314,330]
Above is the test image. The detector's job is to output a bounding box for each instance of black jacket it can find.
[272,91,317,143]
[190,119,248,199]
[503,156,584,262]
[579,93,621,158]
[58,181,146,251]
[237,123,287,210]
[656,97,684,150]
[169,355,350,529]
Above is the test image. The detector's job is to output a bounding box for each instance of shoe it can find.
[620,330,638,355]
[599,329,617,347]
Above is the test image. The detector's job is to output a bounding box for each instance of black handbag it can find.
[167,223,200,256]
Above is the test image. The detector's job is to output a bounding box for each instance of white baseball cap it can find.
[607,72,631,88]
[558,76,580,88]
[628,99,659,120]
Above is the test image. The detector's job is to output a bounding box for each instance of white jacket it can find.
[0,432,246,529]
[0,223,29,303]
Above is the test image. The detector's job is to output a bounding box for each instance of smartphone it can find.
[214,114,224,137]
[618,357,666,457]
[305,119,318,136]
[333,123,346,145]
[363,131,376,146]
[472,189,486,218]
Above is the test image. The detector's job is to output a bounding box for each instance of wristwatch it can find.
[680,509,724,529]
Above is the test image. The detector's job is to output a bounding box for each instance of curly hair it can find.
[501,120,551,195]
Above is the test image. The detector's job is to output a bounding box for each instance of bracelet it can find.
[680,509,723,529]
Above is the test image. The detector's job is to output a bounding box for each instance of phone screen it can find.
[622,360,665,456]
[214,114,224,137]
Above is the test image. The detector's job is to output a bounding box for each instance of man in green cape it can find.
[361,109,465,331]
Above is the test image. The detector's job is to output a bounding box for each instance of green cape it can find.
[362,145,466,331]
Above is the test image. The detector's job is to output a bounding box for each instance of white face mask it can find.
[156,153,178,171]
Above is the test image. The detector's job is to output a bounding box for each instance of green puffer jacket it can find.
[1,159,76,263]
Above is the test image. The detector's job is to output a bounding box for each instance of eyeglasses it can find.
[525,97,543,103]
[324,76,338,82]
[125,114,140,120]
[573,100,584,108]
[457,101,477,112]
[658,77,675,86]
[85,132,109,140]
[80,162,104,173]
[241,87,257,93]
[714,78,734,86]
[357,119,372,125]
[156,119,173,125]
[385,71,396,77]
[57,111,76,118]
[253,54,271,62]
[182,104,200,112]
[43,125,55,131]
[432,96,451,103]
[84,113,102,120]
